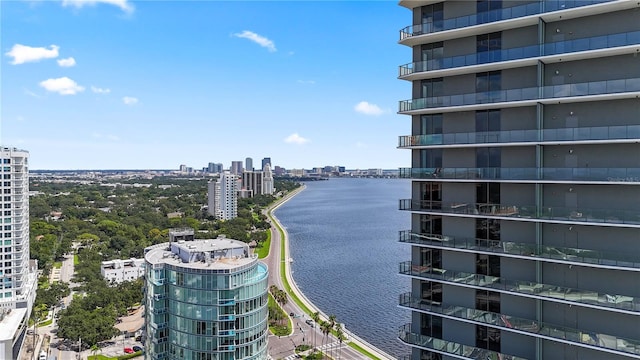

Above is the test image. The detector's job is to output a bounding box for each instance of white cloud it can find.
[354,101,384,116]
[61,0,134,14]
[233,30,276,52]
[23,88,41,98]
[284,133,310,145]
[297,80,316,85]
[57,57,76,67]
[91,86,111,94]
[92,132,120,141]
[122,96,138,105]
[355,141,367,148]
[6,44,59,65]
[39,77,85,95]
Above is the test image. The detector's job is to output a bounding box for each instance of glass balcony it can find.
[399,293,640,356]
[398,167,640,182]
[399,78,640,112]
[400,1,614,40]
[398,124,640,147]
[399,230,640,270]
[219,314,236,321]
[398,199,640,225]
[398,323,526,360]
[399,261,640,313]
[400,30,640,76]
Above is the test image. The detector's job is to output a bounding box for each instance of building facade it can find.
[245,158,253,172]
[262,164,274,196]
[231,161,244,176]
[209,172,238,220]
[101,258,145,284]
[143,232,269,360]
[260,158,271,171]
[241,171,264,198]
[0,147,37,360]
[397,2,640,360]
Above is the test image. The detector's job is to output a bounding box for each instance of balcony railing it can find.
[399,293,640,357]
[398,323,526,360]
[399,230,640,270]
[399,0,613,40]
[398,167,640,182]
[399,77,640,112]
[400,30,640,76]
[399,261,640,313]
[398,124,640,147]
[399,199,640,225]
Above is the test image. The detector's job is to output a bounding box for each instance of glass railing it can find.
[398,167,640,182]
[399,77,640,112]
[398,323,527,360]
[399,293,640,356]
[399,0,614,40]
[399,230,640,270]
[398,199,640,225]
[399,30,640,76]
[399,261,640,312]
[398,124,640,147]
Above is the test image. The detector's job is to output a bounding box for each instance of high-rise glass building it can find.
[0,147,37,360]
[397,2,640,359]
[144,230,269,360]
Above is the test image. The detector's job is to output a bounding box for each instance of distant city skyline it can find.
[1,1,409,170]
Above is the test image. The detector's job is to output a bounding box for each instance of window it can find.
[421,114,443,135]
[477,0,503,24]
[476,182,500,204]
[476,254,500,277]
[421,3,443,33]
[476,148,501,168]
[477,325,501,351]
[476,110,501,133]
[421,313,443,339]
[476,290,500,313]
[421,78,444,98]
[421,42,444,70]
[421,281,443,305]
[421,149,443,168]
[477,32,502,63]
[421,249,442,270]
[476,71,501,102]
[420,215,442,235]
[476,218,500,247]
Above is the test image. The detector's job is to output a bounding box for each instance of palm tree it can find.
[320,321,332,359]
[311,311,320,352]
[335,323,345,360]
[90,344,101,359]
[328,314,337,358]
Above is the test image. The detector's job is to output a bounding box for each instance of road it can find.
[264,186,392,360]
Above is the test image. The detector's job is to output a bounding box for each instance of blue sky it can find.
[1,0,411,170]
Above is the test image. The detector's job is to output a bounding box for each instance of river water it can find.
[274,177,411,357]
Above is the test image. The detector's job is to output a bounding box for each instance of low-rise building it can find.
[100,258,145,284]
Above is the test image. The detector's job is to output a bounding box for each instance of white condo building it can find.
[208,171,238,220]
[0,147,37,360]
[101,258,145,284]
[262,164,274,196]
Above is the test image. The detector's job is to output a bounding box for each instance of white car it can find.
[39,351,47,360]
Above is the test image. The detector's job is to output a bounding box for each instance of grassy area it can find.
[348,342,381,360]
[87,352,143,360]
[38,318,53,327]
[255,229,271,259]
[53,261,62,269]
[268,293,291,336]
[73,254,79,265]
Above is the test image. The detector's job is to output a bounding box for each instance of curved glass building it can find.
[144,231,268,360]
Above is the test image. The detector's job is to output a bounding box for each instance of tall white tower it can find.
[218,171,237,220]
[0,147,36,360]
[262,163,274,196]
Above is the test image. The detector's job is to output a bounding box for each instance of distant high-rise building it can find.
[179,164,187,173]
[143,230,269,360]
[231,161,243,175]
[220,171,238,220]
[0,147,37,360]
[397,2,640,360]
[262,163,275,195]
[274,166,285,176]
[207,162,223,173]
[261,157,271,170]
[245,157,253,172]
[241,171,263,197]
[207,180,220,218]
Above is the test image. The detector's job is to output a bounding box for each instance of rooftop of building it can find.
[0,308,28,341]
[145,236,255,270]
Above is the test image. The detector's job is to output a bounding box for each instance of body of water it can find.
[274,177,411,357]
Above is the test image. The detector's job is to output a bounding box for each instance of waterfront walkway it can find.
[264,185,395,360]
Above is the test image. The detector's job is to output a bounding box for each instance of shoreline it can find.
[267,184,395,360]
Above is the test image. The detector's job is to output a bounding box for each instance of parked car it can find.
[305,319,314,328]
[124,347,134,354]
[38,351,47,360]
[132,345,143,352]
